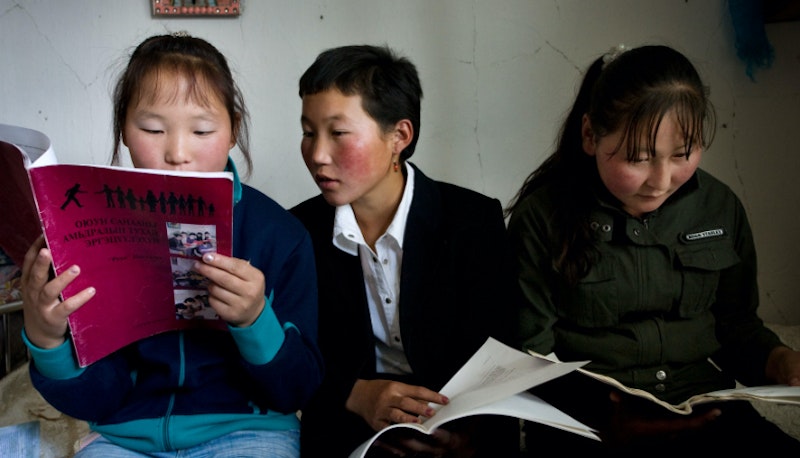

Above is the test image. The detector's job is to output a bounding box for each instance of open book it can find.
[530,351,800,415]
[0,123,233,367]
[349,337,599,458]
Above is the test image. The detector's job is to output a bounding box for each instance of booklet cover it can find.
[0,123,233,367]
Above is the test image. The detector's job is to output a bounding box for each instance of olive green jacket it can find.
[508,168,783,404]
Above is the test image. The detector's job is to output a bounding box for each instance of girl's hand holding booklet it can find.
[0,123,234,367]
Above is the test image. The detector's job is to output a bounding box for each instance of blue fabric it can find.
[229,290,283,365]
[728,0,774,80]
[22,329,84,380]
[24,163,323,452]
[224,157,242,204]
[75,429,300,458]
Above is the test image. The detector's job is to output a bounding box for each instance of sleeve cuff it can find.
[22,329,85,380]
[229,290,285,365]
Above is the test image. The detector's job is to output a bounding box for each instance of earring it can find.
[393,161,399,173]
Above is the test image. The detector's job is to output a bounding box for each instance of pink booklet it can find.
[0,123,233,367]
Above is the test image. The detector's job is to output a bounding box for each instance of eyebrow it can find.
[300,113,349,125]
[131,110,165,120]
[132,109,222,123]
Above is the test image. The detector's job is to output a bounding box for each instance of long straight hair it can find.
[506,45,716,285]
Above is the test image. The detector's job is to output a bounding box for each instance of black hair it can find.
[506,45,716,284]
[298,44,422,161]
[111,33,252,177]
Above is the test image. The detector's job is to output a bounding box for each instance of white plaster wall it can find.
[1,1,798,324]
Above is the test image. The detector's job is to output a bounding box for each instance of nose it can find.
[165,134,190,165]
[646,161,671,191]
[303,136,330,167]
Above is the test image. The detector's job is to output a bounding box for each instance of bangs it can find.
[620,87,712,160]
[134,61,219,110]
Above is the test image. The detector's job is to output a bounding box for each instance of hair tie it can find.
[602,44,628,69]
[171,30,191,38]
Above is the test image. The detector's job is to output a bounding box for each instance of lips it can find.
[315,173,338,191]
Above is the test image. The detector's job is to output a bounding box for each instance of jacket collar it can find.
[224,157,243,205]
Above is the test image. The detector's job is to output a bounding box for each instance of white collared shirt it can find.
[332,165,415,375]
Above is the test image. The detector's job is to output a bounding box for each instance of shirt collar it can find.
[332,164,415,255]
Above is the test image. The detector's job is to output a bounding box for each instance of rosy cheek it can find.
[337,151,370,176]
[128,145,162,169]
[607,181,639,199]
[336,141,375,175]
[209,140,232,171]
[127,146,149,167]
[602,165,643,196]
[623,171,648,192]
[673,167,697,187]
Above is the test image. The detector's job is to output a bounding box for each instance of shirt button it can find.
[382,259,389,265]
[347,233,355,239]
[590,221,600,231]
[633,228,641,236]
[385,298,392,304]
[656,370,667,381]
[655,383,666,392]
[394,336,401,343]
[602,224,612,232]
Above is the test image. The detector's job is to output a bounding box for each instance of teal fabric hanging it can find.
[729,0,775,81]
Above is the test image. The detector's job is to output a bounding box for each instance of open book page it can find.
[431,391,598,440]
[0,123,235,367]
[677,385,800,411]
[348,337,592,457]
[349,391,598,458]
[431,337,587,420]
[348,421,429,458]
[529,350,800,415]
[0,122,56,167]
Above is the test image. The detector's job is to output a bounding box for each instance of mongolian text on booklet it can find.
[0,123,234,367]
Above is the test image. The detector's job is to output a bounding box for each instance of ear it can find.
[230,114,241,150]
[392,119,414,156]
[581,114,597,156]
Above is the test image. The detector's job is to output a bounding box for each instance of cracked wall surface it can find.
[1,0,799,324]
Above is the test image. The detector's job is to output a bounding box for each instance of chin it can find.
[321,192,348,207]
[636,205,663,217]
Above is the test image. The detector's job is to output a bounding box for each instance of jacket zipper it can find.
[161,331,186,450]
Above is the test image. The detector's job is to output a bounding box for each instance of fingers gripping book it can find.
[349,337,599,458]
[0,123,234,367]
